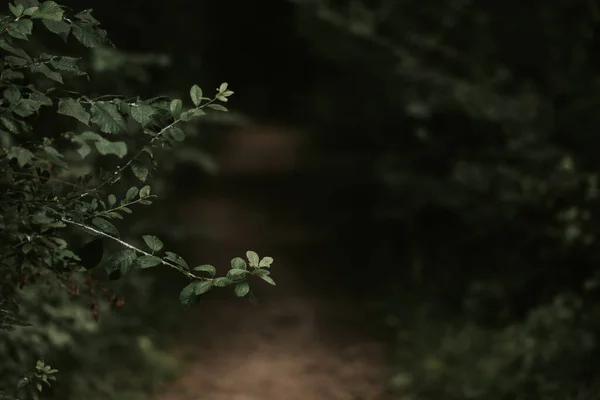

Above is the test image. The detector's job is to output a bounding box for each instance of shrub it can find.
[0,1,275,398]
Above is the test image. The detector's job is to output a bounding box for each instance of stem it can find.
[61,217,206,281]
[79,97,219,198]
[92,195,157,217]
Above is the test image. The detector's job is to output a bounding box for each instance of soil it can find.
[154,125,395,400]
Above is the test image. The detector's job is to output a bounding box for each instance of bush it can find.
[0,1,275,398]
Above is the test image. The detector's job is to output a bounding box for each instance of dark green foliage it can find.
[0,1,275,398]
[291,1,600,399]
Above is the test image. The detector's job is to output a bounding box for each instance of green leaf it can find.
[31,1,63,21]
[7,19,33,40]
[108,194,117,207]
[179,282,197,306]
[218,82,229,93]
[131,162,148,182]
[136,255,162,268]
[190,84,203,107]
[259,256,274,268]
[167,126,185,142]
[194,280,214,295]
[206,103,228,112]
[194,264,216,276]
[94,139,127,158]
[22,6,38,17]
[165,251,188,269]
[246,251,259,268]
[252,268,270,277]
[50,56,82,74]
[9,3,24,17]
[42,19,71,40]
[72,22,108,48]
[227,268,247,280]
[231,257,247,270]
[234,282,250,297]
[139,185,151,198]
[130,104,155,126]
[4,87,21,104]
[142,235,163,251]
[57,98,90,125]
[125,186,139,201]
[7,146,34,167]
[1,116,19,134]
[257,274,276,286]
[103,249,136,276]
[30,63,63,83]
[91,102,126,134]
[213,277,233,287]
[92,217,119,237]
[169,99,182,118]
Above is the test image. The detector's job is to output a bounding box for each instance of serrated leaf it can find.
[213,277,233,287]
[50,56,82,74]
[142,235,163,251]
[169,99,182,118]
[234,282,250,297]
[231,257,247,270]
[94,139,127,158]
[227,268,247,280]
[91,102,126,134]
[131,162,148,182]
[42,19,70,40]
[92,217,119,237]
[4,56,28,67]
[139,185,151,198]
[125,186,139,201]
[130,104,155,126]
[103,249,136,276]
[246,251,259,268]
[194,264,217,276]
[57,98,90,125]
[136,255,162,268]
[72,22,107,48]
[31,1,63,21]
[207,104,228,112]
[194,280,214,295]
[30,63,63,83]
[190,84,203,107]
[259,256,274,268]
[7,19,33,40]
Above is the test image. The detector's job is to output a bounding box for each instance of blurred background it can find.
[4,0,600,399]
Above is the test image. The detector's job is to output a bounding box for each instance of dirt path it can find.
[154,125,393,400]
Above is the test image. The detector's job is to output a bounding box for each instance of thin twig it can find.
[61,217,206,281]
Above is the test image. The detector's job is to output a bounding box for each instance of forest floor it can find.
[153,195,395,400]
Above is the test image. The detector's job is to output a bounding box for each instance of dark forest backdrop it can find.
[2,0,600,399]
